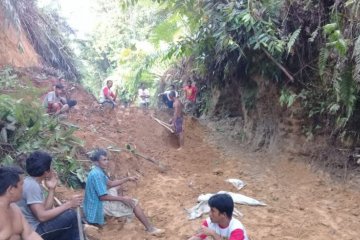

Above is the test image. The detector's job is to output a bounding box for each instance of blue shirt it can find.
[84,166,108,225]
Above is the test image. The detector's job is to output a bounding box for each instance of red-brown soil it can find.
[58,86,360,240]
[0,8,40,68]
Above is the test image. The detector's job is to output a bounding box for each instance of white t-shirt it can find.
[163,90,179,101]
[138,88,150,103]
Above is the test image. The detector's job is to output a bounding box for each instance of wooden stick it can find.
[262,47,294,82]
[77,207,85,240]
[42,183,85,240]
[154,117,173,127]
[151,115,174,133]
[133,152,159,165]
[155,119,174,133]
[41,183,62,206]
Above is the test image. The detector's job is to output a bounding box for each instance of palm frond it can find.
[318,47,329,77]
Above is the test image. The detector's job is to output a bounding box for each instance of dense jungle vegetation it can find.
[80,0,360,147]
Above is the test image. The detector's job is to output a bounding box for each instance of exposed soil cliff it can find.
[0,8,40,68]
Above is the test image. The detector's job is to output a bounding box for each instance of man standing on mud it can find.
[169,91,184,150]
[138,83,150,108]
[183,80,197,115]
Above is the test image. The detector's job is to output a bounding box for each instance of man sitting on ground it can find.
[17,151,83,240]
[42,84,70,115]
[56,78,77,109]
[188,193,249,240]
[99,80,117,109]
[83,148,164,236]
[0,166,43,240]
[158,84,178,109]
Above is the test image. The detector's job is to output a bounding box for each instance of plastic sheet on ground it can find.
[186,191,266,220]
[226,178,246,190]
[198,191,266,206]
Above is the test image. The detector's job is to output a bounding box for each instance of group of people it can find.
[99,80,151,109]
[26,79,250,239]
[0,149,249,240]
[98,80,192,150]
[40,77,189,149]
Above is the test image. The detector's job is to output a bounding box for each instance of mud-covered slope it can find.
[0,7,40,68]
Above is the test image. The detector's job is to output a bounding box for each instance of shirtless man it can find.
[169,91,184,149]
[0,166,42,240]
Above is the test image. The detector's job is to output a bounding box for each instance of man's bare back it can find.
[173,98,183,118]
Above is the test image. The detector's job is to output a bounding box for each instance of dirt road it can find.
[67,92,360,240]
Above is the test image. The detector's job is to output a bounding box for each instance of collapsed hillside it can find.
[0,6,40,67]
[55,84,360,240]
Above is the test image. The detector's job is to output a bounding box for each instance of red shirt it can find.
[184,85,197,102]
[103,86,116,100]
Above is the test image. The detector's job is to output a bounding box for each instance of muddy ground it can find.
[52,86,360,240]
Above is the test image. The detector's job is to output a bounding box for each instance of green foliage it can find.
[337,67,357,119]
[353,36,360,84]
[287,28,301,55]
[77,0,174,100]
[280,88,297,108]
[0,67,19,89]
[318,47,329,77]
[323,23,348,56]
[0,94,85,188]
[75,0,360,145]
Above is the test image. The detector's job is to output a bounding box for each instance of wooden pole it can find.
[77,207,85,240]
[151,115,174,133]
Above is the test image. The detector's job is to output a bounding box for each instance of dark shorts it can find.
[162,95,173,108]
[67,99,77,108]
[174,117,183,134]
[101,99,116,109]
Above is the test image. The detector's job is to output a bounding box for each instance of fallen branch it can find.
[262,48,294,82]
[133,151,158,165]
[106,145,166,171]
